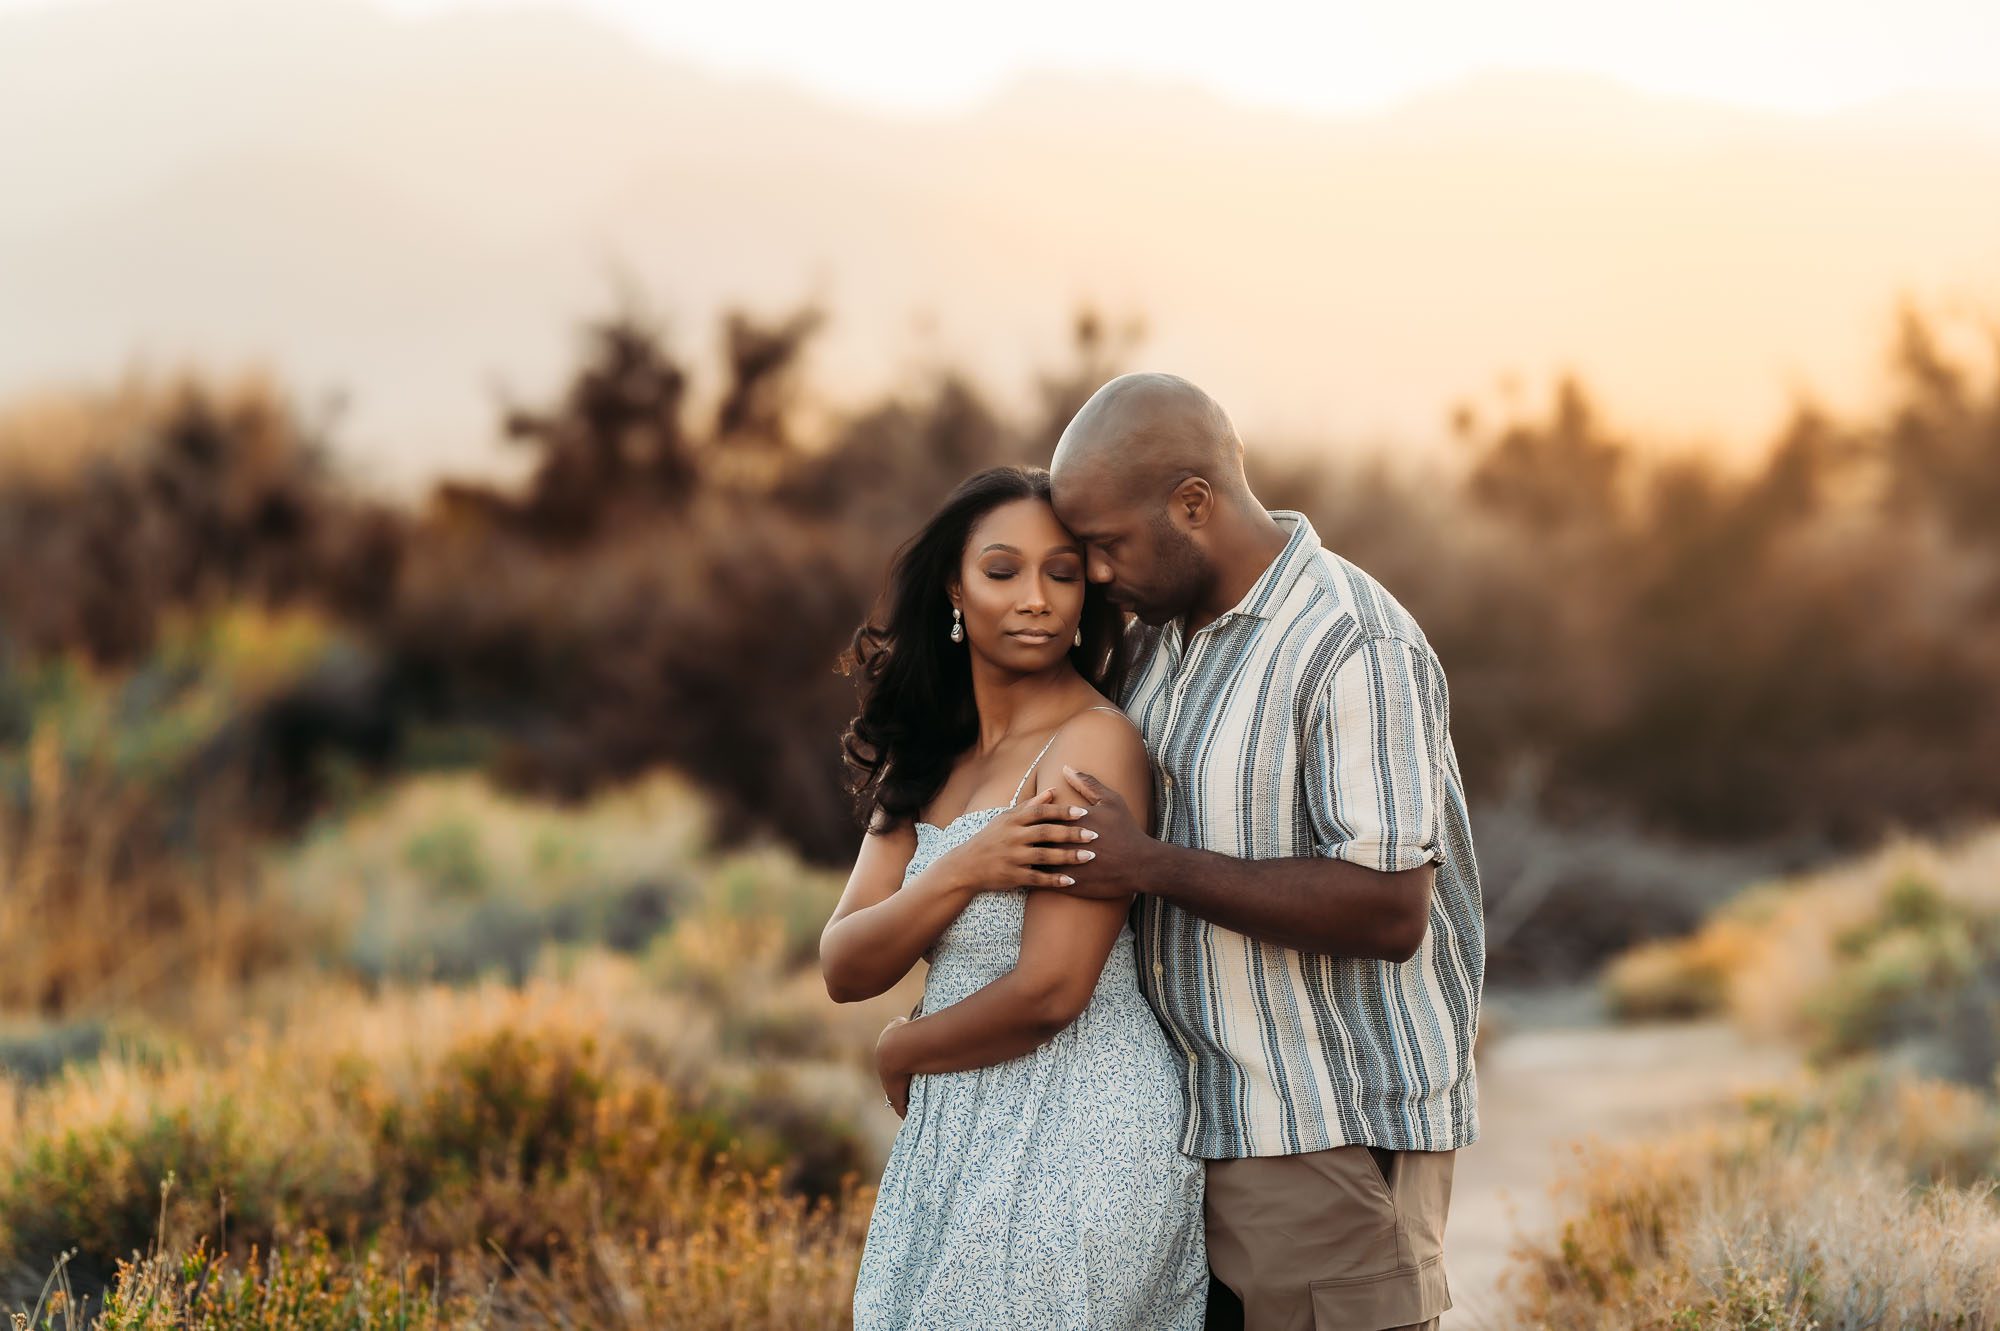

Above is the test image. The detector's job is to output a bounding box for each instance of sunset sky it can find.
[3,0,1998,492]
[4,0,1998,116]
[368,0,2000,114]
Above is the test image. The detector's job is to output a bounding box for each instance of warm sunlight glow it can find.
[372,0,2000,115]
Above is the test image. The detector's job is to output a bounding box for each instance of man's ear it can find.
[1174,477,1215,529]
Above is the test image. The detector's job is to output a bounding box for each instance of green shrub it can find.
[1601,831,2000,1085]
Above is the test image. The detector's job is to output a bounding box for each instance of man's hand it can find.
[876,1016,912,1118]
[1045,763,1158,899]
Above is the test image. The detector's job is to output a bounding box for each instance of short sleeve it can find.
[1302,635,1447,873]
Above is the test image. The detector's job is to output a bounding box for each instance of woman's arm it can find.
[819,813,963,1004]
[874,711,1152,1103]
[819,793,1095,1003]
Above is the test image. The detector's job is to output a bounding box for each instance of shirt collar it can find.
[1172,509,1320,641]
[1233,509,1319,620]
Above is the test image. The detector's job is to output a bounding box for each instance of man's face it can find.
[1051,470,1210,626]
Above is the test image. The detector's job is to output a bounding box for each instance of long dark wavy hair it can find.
[839,465,1128,831]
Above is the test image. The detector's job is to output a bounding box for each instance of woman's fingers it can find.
[1026,869,1078,888]
[1031,844,1095,866]
[1012,829,1096,863]
[1018,800,1089,826]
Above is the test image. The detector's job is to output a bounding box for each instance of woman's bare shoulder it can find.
[1047,703,1148,775]
[1062,699,1143,744]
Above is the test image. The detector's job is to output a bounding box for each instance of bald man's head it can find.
[1049,372,1246,501]
[1046,373,1253,626]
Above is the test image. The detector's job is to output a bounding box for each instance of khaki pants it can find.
[1202,1145,1454,1331]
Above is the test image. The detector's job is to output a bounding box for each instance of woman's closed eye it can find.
[985,568,1080,582]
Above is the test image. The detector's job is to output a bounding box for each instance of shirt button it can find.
[1187,1051,1199,1065]
[1152,963,1165,978]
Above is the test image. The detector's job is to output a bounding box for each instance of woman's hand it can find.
[877,1016,913,1118]
[1041,764,1164,899]
[936,789,1099,895]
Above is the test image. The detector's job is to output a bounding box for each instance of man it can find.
[1046,372,1483,1331]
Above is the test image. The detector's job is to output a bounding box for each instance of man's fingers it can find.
[1060,764,1111,805]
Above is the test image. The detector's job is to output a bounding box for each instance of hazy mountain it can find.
[4,0,1998,493]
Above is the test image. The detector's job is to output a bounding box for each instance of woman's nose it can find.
[1017,578,1051,611]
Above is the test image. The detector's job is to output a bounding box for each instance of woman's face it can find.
[951,497,1087,669]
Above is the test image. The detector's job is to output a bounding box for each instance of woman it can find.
[821,465,1207,1329]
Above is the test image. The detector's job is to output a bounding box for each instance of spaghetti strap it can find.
[1078,703,1143,738]
[1006,705,1135,807]
[1008,732,1065,807]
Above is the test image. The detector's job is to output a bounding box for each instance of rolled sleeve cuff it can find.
[1313,837,1443,874]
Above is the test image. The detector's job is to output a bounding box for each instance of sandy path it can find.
[1441,994,1800,1328]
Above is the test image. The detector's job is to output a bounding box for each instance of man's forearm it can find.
[1136,839,1432,961]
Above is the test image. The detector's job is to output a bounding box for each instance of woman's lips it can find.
[1008,629,1058,642]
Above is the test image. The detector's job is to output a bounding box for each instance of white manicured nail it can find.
[1077,849,1095,861]
[1080,829,1099,841]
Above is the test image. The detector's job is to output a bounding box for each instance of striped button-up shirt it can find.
[1124,509,1483,1159]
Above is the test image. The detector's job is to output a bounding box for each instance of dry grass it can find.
[0,607,344,1021]
[1528,827,2000,1328]
[1604,826,2000,1081]
[0,960,887,1325]
[276,767,712,984]
[1604,917,1765,1024]
[1510,1071,2000,1329]
[13,1165,869,1331]
[0,687,908,1325]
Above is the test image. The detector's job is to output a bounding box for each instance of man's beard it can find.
[1146,516,1212,624]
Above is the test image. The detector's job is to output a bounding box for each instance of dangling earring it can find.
[949,607,964,643]
[1073,627,1083,647]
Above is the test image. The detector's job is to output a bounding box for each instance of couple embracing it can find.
[820,373,1484,1331]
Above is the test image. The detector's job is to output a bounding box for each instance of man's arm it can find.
[1054,634,1448,962]
[1054,782,1434,960]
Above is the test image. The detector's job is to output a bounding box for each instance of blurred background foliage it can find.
[1,295,1996,1325]
[4,298,1995,996]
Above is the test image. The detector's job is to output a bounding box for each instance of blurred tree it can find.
[1,299,1994,877]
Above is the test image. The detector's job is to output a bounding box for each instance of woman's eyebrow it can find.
[978,543,1023,555]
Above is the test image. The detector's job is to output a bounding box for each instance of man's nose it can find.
[1087,558,1113,584]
